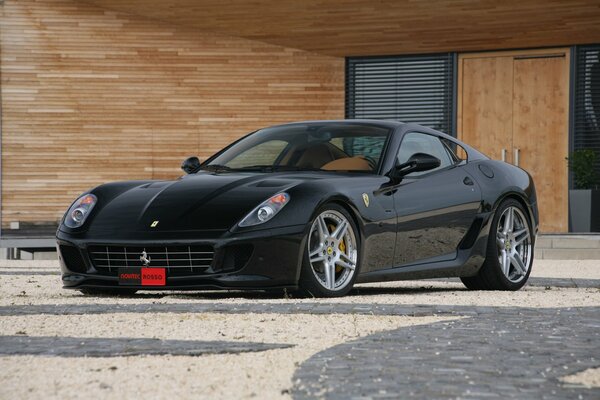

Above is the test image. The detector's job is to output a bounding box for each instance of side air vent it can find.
[218,244,254,273]
[59,245,87,273]
[459,217,484,250]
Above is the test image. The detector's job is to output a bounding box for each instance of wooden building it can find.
[1,0,600,246]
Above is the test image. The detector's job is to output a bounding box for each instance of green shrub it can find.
[566,149,597,189]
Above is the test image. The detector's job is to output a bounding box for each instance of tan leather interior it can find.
[289,142,348,169]
[295,143,335,168]
[321,156,371,171]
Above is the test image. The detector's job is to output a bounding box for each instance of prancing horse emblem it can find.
[140,250,151,266]
[362,193,370,207]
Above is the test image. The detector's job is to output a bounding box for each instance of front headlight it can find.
[238,192,290,227]
[63,194,97,228]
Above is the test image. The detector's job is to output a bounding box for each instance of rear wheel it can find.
[79,288,138,296]
[461,198,533,290]
[297,204,360,297]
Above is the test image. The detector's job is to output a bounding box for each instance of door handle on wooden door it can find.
[501,149,506,162]
[514,148,520,167]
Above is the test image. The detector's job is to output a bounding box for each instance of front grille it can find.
[88,245,214,276]
[60,245,87,273]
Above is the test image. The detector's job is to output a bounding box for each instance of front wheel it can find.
[297,204,360,297]
[461,198,534,290]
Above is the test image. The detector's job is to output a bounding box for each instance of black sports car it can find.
[57,120,538,297]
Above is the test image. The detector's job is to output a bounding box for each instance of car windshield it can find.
[204,123,391,173]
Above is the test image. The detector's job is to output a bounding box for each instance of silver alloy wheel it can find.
[307,210,358,291]
[496,206,532,283]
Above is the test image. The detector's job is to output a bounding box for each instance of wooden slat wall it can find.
[0,0,344,227]
[85,0,600,57]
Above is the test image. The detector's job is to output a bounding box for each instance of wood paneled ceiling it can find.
[83,0,600,56]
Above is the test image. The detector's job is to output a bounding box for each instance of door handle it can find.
[501,149,506,162]
[514,148,520,167]
[463,176,474,186]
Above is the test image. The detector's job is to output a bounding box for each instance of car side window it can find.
[440,137,467,164]
[397,132,453,176]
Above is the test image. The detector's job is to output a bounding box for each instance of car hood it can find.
[85,172,305,233]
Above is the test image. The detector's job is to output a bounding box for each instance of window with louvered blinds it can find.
[345,54,456,135]
[573,45,600,182]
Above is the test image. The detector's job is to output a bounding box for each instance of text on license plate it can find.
[118,267,166,286]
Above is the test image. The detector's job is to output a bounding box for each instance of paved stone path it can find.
[292,306,600,399]
[0,302,496,317]
[0,335,291,357]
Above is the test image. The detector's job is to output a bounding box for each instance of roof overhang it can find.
[83,0,600,57]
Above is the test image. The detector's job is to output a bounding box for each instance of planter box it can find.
[569,189,600,232]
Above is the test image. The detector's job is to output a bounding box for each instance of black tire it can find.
[297,203,361,298]
[461,198,534,291]
[79,288,138,296]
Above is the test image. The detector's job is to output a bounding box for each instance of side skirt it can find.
[356,227,490,283]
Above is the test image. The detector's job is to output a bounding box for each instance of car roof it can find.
[268,119,406,130]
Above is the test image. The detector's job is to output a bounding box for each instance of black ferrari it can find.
[57,120,538,297]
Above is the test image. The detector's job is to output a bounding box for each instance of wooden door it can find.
[458,49,570,233]
[512,55,569,232]
[458,56,514,162]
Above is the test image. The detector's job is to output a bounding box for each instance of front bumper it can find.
[57,224,306,290]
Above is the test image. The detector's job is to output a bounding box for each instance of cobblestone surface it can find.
[0,335,291,357]
[0,269,60,276]
[0,302,467,317]
[292,306,600,399]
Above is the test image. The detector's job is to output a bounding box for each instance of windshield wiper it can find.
[202,164,322,173]
[201,164,233,173]
[237,165,322,172]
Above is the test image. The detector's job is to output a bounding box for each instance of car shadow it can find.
[128,285,467,300]
[349,285,467,296]
[73,276,600,300]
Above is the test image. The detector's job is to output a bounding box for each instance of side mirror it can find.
[181,156,201,174]
[392,153,441,179]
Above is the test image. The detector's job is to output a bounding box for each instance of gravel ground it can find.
[0,259,598,399]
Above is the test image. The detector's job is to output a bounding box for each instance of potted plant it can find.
[567,149,600,232]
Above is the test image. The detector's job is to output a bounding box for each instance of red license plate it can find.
[119,268,166,286]
[141,267,166,286]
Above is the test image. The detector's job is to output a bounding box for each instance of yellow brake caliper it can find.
[328,224,346,273]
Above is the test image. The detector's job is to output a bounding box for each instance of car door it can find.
[392,131,482,266]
